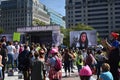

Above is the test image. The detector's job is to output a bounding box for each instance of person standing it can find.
[6,41,16,72]
[18,45,30,80]
[39,49,46,80]
[31,51,44,80]
[47,49,62,80]
[63,48,72,77]
[0,36,7,46]
[0,42,7,80]
[101,32,120,80]
[14,41,20,71]
[76,50,84,72]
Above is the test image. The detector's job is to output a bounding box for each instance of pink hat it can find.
[50,49,58,54]
[79,65,92,76]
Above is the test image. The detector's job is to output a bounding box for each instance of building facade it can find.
[0,0,50,34]
[45,7,65,28]
[32,0,50,25]
[65,0,120,38]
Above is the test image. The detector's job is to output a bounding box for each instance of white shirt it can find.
[7,45,16,54]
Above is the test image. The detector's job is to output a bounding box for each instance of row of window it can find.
[68,9,120,15]
[88,22,108,25]
[88,0,109,4]
[84,0,120,4]
[88,4,108,8]
[88,17,108,20]
[68,15,120,20]
[88,8,108,12]
[88,13,108,16]
[115,25,120,28]
[115,16,120,19]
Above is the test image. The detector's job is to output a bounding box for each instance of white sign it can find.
[17,26,60,32]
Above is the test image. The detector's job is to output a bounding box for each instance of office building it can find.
[65,0,120,38]
[0,0,50,34]
[45,7,65,28]
[32,0,50,25]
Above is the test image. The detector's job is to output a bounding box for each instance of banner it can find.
[13,32,21,42]
[70,30,97,48]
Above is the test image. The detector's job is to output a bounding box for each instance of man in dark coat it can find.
[18,45,30,80]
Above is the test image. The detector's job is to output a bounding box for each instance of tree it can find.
[60,23,94,47]
[0,28,4,34]
[71,23,94,30]
[32,19,46,26]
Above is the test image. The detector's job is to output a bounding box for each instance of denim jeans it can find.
[0,67,3,79]
[14,58,18,68]
[7,53,14,70]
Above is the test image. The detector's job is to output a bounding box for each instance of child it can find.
[99,63,113,80]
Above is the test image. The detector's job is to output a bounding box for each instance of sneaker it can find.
[64,75,67,77]
[68,73,71,77]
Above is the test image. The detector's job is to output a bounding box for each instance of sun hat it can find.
[79,65,92,76]
[50,48,58,55]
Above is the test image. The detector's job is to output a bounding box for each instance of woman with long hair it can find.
[79,32,88,49]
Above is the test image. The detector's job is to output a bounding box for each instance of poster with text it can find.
[13,32,21,42]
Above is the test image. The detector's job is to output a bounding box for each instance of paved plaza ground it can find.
[4,67,97,80]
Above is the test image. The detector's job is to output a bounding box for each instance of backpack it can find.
[54,56,62,71]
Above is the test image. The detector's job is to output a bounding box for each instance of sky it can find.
[40,0,65,16]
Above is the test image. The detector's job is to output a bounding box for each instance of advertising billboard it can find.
[70,30,97,49]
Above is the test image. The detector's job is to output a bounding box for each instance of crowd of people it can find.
[0,32,119,80]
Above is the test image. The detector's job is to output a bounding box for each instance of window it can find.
[88,22,108,25]
[88,17,108,20]
[115,7,120,10]
[88,4,108,8]
[75,6,81,9]
[69,0,72,3]
[75,11,81,13]
[75,2,81,5]
[115,12,120,14]
[88,13,108,16]
[88,8,108,12]
[75,15,81,17]
[75,19,81,21]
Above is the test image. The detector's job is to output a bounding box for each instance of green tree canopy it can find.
[0,28,4,34]
[71,23,94,30]
[32,19,46,26]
